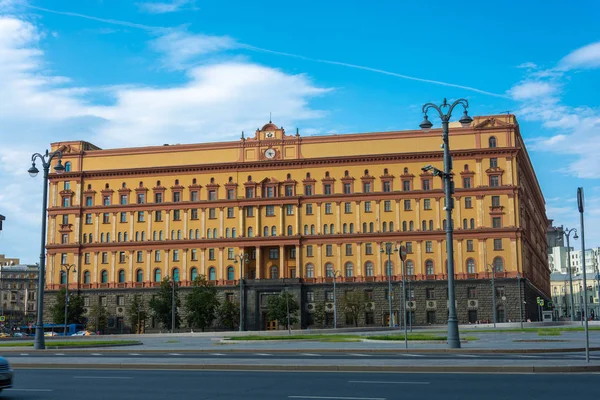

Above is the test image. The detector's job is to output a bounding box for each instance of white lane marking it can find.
[518,355,540,358]
[300,353,321,356]
[289,396,385,400]
[129,353,141,356]
[455,354,479,358]
[347,353,370,357]
[210,353,225,356]
[168,353,182,356]
[20,353,29,356]
[349,381,430,385]
[54,353,65,356]
[90,353,102,356]
[74,376,133,379]
[401,354,424,357]
[254,353,273,356]
[6,389,53,392]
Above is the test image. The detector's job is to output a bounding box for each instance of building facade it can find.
[0,263,39,329]
[551,272,600,320]
[44,114,550,331]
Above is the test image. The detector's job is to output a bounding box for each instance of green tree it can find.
[126,296,148,334]
[49,288,85,325]
[312,302,327,328]
[217,300,240,330]
[87,303,108,332]
[342,290,367,327]
[149,278,181,331]
[266,291,299,330]
[185,275,219,331]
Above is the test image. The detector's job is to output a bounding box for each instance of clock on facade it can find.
[265,132,275,138]
[264,148,276,159]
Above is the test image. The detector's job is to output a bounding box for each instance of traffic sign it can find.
[399,246,407,261]
[0,316,5,322]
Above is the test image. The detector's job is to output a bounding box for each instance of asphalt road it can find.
[4,350,600,361]
[2,369,599,400]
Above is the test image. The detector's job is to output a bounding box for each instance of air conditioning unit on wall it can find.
[365,302,375,311]
[467,300,479,309]
[406,301,416,310]
[306,303,315,313]
[426,300,437,309]
[116,307,124,315]
[325,302,334,313]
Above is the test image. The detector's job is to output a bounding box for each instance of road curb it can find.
[9,363,600,373]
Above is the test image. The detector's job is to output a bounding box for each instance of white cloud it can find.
[137,0,196,14]
[508,81,558,100]
[516,62,538,69]
[559,41,600,70]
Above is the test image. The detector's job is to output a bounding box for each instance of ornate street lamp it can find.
[234,253,249,331]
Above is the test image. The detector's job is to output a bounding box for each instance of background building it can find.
[0,262,39,330]
[44,114,550,331]
[551,271,600,320]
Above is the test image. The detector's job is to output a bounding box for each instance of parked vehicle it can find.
[0,357,13,392]
[71,330,96,336]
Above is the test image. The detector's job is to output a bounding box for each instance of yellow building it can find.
[45,114,550,331]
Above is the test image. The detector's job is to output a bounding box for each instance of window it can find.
[102,213,110,224]
[344,202,352,214]
[270,266,278,279]
[489,136,497,148]
[403,180,410,191]
[325,203,332,214]
[227,189,235,200]
[246,206,254,217]
[491,196,500,207]
[137,211,145,222]
[467,287,477,299]
[286,205,294,215]
[493,257,504,272]
[494,238,503,250]
[490,158,498,168]
[61,234,68,244]
[495,286,505,298]
[345,244,353,256]
[466,240,474,252]
[467,258,476,274]
[227,207,234,218]
[422,179,431,191]
[208,249,215,260]
[208,190,217,200]
[426,288,435,299]
[266,205,275,216]
[100,252,108,264]
[326,290,334,301]
[208,267,216,281]
[84,253,91,264]
[154,250,161,262]
[470,218,475,229]
[425,260,434,275]
[154,268,162,282]
[324,184,332,195]
[365,261,374,277]
[383,181,391,192]
[83,271,91,284]
[306,245,313,257]
[325,245,333,257]
[136,251,143,263]
[266,187,275,198]
[64,161,71,172]
[190,209,198,220]
[191,191,199,201]
[101,270,108,283]
[172,249,180,262]
[155,193,163,203]
[247,227,254,237]
[343,183,352,194]
[227,266,235,281]
[137,193,145,204]
[245,187,254,198]
[287,225,293,236]
[383,200,392,212]
[404,200,411,210]
[490,176,500,187]
[363,182,371,193]
[492,217,502,228]
[306,264,314,278]
[406,260,414,275]
[306,290,314,301]
[190,268,198,281]
[85,196,93,206]
[305,204,313,215]
[465,197,472,208]
[425,241,433,253]
[271,226,277,236]
[118,270,126,283]
[269,248,279,259]
[364,201,372,212]
[208,208,216,219]
[102,195,110,206]
[304,185,313,196]
[85,214,93,224]
[345,262,353,277]
[119,194,127,205]
[463,177,471,188]
[405,242,413,253]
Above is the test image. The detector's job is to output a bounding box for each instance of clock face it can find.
[265,132,275,138]
[264,148,276,159]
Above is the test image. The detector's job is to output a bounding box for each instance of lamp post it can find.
[561,226,578,321]
[234,253,249,331]
[517,273,524,329]
[331,270,341,329]
[419,98,472,349]
[281,278,291,334]
[169,276,177,333]
[486,264,497,328]
[28,149,65,350]
[399,245,408,349]
[577,187,590,362]
[60,264,76,337]
[381,242,398,328]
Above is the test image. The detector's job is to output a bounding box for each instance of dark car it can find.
[0,357,13,392]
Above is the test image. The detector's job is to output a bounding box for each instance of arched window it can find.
[227,266,235,281]
[464,164,469,171]
[159,231,164,240]
[325,263,334,278]
[344,170,349,177]
[287,225,293,236]
[425,260,434,275]
[369,222,374,233]
[402,221,407,231]
[136,269,143,283]
[489,136,497,148]
[177,230,181,240]
[306,263,314,278]
[135,231,140,241]
[406,260,414,275]
[271,226,277,236]
[311,225,315,235]
[409,221,414,231]
[100,233,105,243]
[225,228,230,238]
[64,161,71,172]
[141,232,145,241]
[60,271,66,285]
[389,222,394,232]
[384,168,388,174]
[365,261,374,277]
[173,268,180,282]
[118,232,122,242]
[463,219,468,229]
[208,267,216,281]
[421,220,427,231]
[248,227,254,237]
[195,229,200,239]
[124,232,128,241]
[157,180,161,186]
[212,228,217,238]
[154,268,161,282]
[493,257,504,272]
[83,234,87,243]
[466,258,476,274]
[232,228,237,238]
[189,229,194,239]
[101,270,108,283]
[429,220,433,231]
[470,218,475,229]
[306,172,311,178]
[171,230,175,240]
[363,222,367,233]
[207,229,212,239]
[349,223,355,233]
[385,260,393,276]
[84,270,91,284]
[345,262,354,277]
[304,225,308,235]
[89,234,93,242]
[118,269,126,283]
[270,265,278,279]
[382,222,387,232]
[324,225,329,235]
[190,267,198,281]
[364,169,369,176]
[330,223,334,233]
[343,223,348,233]
[263,226,269,236]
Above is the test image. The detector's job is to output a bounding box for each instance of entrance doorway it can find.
[262,312,278,330]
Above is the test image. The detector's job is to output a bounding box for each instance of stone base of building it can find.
[43,278,549,334]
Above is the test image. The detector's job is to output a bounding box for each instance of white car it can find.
[0,357,13,392]
[44,331,58,337]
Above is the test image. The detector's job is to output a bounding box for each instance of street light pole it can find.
[234,253,249,331]
[281,278,291,334]
[419,98,472,349]
[381,243,398,327]
[517,273,523,329]
[487,264,497,328]
[577,187,590,362]
[28,149,65,350]
[60,264,76,337]
[171,277,176,333]
[332,270,341,329]
[562,226,578,321]
[399,245,408,349]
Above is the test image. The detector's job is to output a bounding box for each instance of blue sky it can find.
[1,0,600,263]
